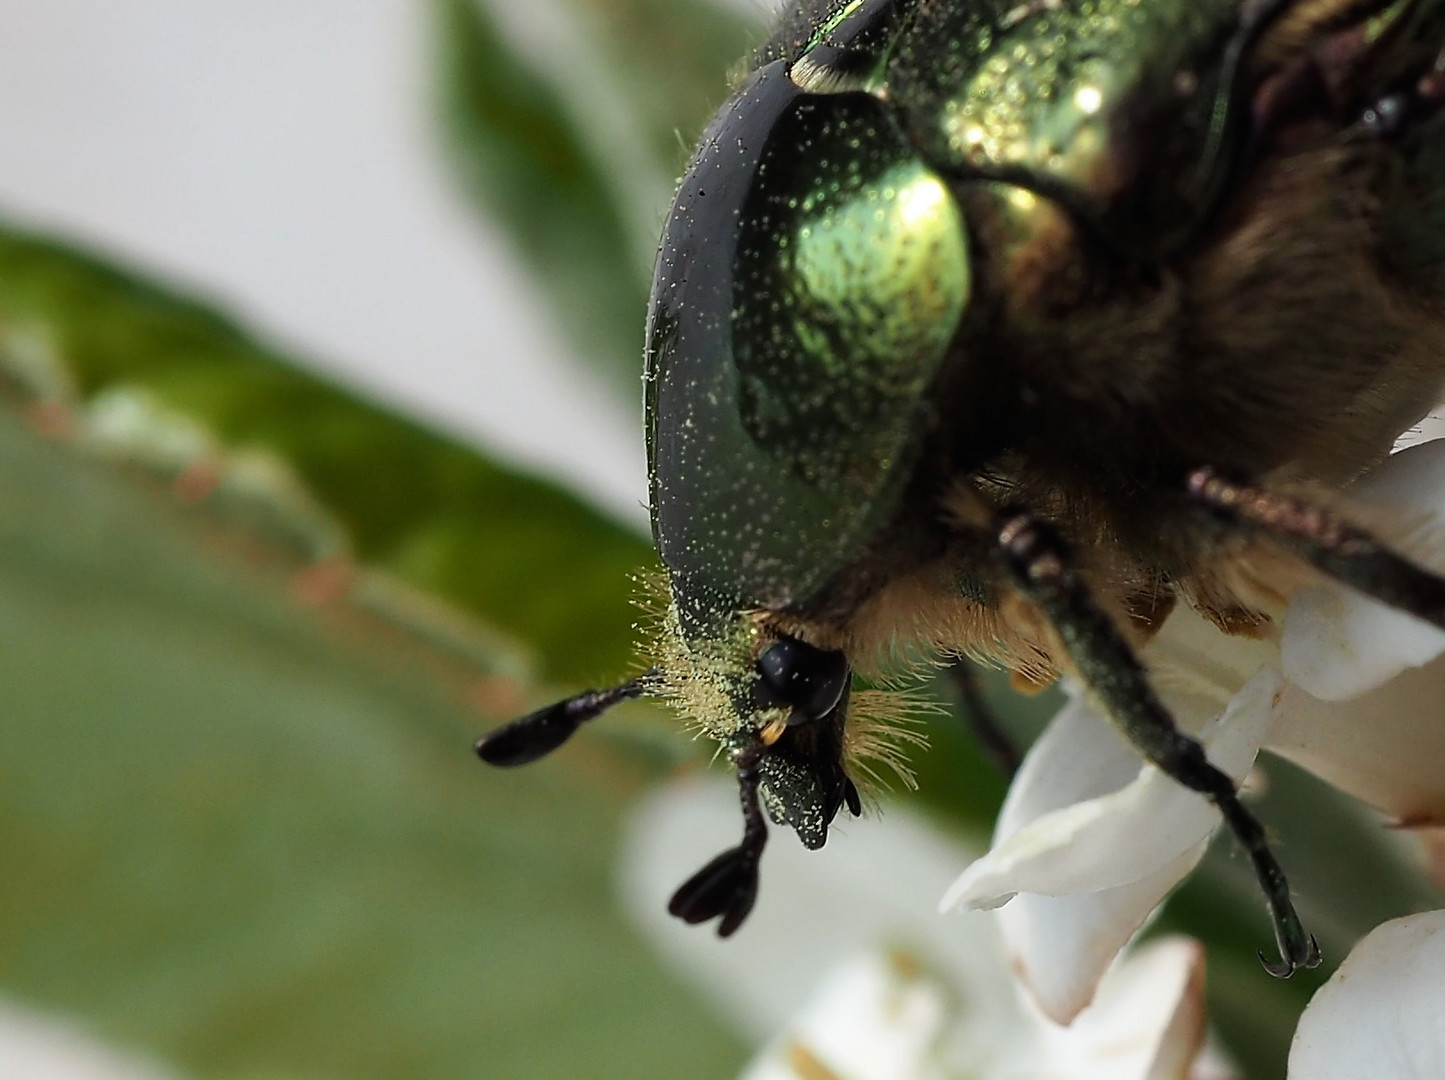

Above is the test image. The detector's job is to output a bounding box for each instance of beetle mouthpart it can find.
[474,673,652,767]
[759,713,789,746]
[843,775,863,818]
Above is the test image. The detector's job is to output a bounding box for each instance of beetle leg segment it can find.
[1187,466,1445,630]
[667,740,769,937]
[995,512,1322,978]
[946,658,1021,778]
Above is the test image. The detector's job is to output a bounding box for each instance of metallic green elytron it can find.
[480,0,1445,968]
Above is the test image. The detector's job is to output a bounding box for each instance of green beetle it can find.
[480,0,1445,970]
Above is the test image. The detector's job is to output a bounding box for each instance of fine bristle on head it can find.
[635,581,766,743]
[842,687,932,798]
[475,675,651,767]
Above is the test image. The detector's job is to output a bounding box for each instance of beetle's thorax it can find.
[884,0,1258,255]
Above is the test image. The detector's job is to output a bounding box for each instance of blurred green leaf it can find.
[0,220,754,1073]
[0,402,742,1079]
[433,0,757,389]
[0,223,653,687]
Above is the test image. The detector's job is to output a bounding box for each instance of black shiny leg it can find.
[668,741,768,937]
[995,511,1320,978]
[947,658,1021,777]
[1188,466,1445,629]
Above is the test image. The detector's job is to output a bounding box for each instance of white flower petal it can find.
[1190,1045,1246,1080]
[942,671,1279,911]
[1356,435,1445,518]
[1288,910,1445,1079]
[996,841,1209,1024]
[741,951,951,1080]
[0,999,183,1080]
[1392,406,1445,452]
[990,686,1151,839]
[1037,936,1209,1080]
[1269,654,1445,826]
[1144,606,1280,710]
[1282,440,1445,701]
[1282,586,1445,702]
[982,609,1275,1024]
[619,779,1031,1060]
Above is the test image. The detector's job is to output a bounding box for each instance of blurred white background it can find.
[0,1,666,524]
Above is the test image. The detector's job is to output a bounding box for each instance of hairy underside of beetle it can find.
[636,574,929,799]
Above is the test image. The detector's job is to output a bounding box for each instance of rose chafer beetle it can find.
[479,0,1445,973]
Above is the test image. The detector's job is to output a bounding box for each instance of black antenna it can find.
[668,739,768,937]
[475,673,653,767]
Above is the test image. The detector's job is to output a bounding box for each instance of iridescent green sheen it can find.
[733,114,969,498]
[646,62,970,631]
[936,1,1229,168]
[885,0,1247,249]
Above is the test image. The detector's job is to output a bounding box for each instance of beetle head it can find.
[644,593,866,850]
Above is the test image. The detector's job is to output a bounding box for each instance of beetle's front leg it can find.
[668,740,768,938]
[993,510,1321,978]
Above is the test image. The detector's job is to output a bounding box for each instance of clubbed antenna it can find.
[475,673,652,767]
[668,740,768,937]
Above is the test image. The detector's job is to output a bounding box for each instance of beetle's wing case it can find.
[644,57,970,638]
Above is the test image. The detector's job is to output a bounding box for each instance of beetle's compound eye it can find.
[754,636,849,723]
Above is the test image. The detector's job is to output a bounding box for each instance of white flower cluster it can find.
[623,439,1445,1079]
[939,439,1445,1073]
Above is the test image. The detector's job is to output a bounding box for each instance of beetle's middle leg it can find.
[1186,466,1445,627]
[992,510,1321,978]
[947,659,1021,777]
